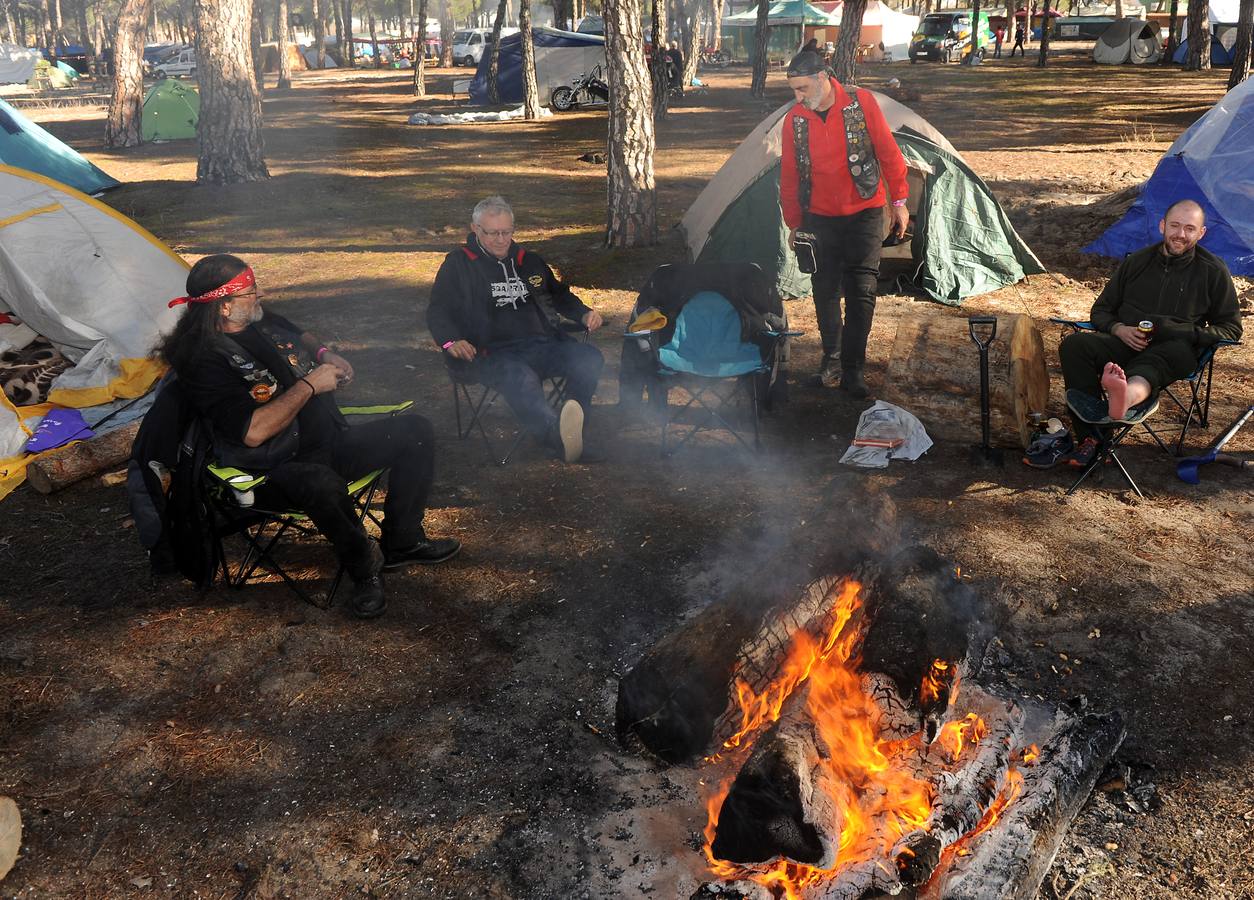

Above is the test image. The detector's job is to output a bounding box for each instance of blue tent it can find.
[1170,34,1236,65]
[0,99,119,195]
[469,27,605,106]
[1084,75,1254,274]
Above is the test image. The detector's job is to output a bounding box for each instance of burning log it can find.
[919,712,1126,900]
[616,491,900,764]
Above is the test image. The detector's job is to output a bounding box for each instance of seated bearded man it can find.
[158,254,460,619]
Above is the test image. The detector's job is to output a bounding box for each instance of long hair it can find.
[155,254,250,375]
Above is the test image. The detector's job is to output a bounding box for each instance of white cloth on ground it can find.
[839,400,933,469]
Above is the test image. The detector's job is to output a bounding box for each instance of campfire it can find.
[616,503,1124,900]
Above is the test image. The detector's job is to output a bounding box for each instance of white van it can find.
[155,47,196,78]
[451,27,518,66]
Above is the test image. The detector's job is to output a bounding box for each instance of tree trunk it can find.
[439,0,454,65]
[750,0,768,97]
[76,0,96,73]
[519,0,540,116]
[965,0,982,63]
[50,0,63,53]
[277,0,292,87]
[1186,0,1211,69]
[711,0,724,49]
[4,1,15,45]
[832,0,866,83]
[251,0,265,92]
[313,0,325,67]
[368,5,380,67]
[681,0,700,85]
[104,0,151,148]
[650,0,668,117]
[1165,0,1180,59]
[487,0,508,102]
[195,0,270,183]
[1230,0,1253,87]
[413,0,428,93]
[603,0,657,247]
[1115,0,1122,17]
[1035,0,1052,65]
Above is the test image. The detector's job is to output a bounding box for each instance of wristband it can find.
[891,199,907,207]
[300,376,316,396]
[316,346,330,361]
[442,340,456,350]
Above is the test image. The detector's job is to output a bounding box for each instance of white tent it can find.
[829,0,921,61]
[303,48,340,67]
[1093,18,1162,63]
[0,164,188,497]
[0,43,39,85]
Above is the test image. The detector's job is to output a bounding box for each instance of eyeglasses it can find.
[477,228,515,239]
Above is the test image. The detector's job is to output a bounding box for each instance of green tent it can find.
[680,98,1045,304]
[142,78,199,142]
[721,0,837,60]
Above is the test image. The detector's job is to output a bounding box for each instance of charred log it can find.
[616,491,899,764]
[919,712,1125,900]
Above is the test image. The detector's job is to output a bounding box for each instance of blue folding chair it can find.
[1051,318,1241,456]
[653,291,792,456]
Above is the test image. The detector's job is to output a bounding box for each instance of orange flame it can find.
[919,659,951,706]
[945,768,1025,861]
[1022,744,1040,765]
[702,579,934,897]
[935,713,988,763]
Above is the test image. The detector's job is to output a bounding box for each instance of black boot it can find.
[839,368,870,400]
[349,574,386,619]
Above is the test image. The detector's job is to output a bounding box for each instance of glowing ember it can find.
[943,768,1026,861]
[920,659,951,706]
[1022,744,1040,765]
[702,579,935,897]
[936,713,989,763]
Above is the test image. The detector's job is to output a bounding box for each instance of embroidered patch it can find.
[250,383,274,403]
[528,275,543,288]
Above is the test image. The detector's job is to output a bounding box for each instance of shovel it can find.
[1176,404,1254,484]
[968,316,1004,466]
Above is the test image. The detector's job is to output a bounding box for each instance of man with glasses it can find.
[428,196,604,462]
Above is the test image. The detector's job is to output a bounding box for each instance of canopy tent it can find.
[0,43,38,84]
[681,97,1045,304]
[0,99,119,195]
[723,0,838,59]
[1084,75,1254,275]
[818,0,922,60]
[468,27,605,106]
[1093,18,1163,63]
[0,164,188,499]
[142,79,199,142]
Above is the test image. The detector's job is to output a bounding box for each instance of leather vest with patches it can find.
[792,89,882,212]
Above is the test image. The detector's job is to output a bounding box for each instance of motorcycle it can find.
[699,46,731,68]
[549,64,610,111]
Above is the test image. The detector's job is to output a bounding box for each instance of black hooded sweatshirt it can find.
[427,233,591,350]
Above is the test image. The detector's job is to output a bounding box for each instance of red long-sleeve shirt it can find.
[779,79,909,229]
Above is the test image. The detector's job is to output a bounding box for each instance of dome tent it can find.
[142,79,200,141]
[1092,18,1162,64]
[1085,75,1254,274]
[680,97,1044,304]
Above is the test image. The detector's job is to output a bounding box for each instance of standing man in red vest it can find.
[780,50,909,398]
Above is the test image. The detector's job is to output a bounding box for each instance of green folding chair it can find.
[206,401,413,609]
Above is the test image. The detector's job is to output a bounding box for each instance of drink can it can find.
[1137,320,1154,338]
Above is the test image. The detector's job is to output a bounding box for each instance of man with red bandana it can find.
[780,50,909,398]
[1052,199,1241,469]
[157,254,460,619]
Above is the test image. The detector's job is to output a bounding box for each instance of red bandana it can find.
[168,268,256,308]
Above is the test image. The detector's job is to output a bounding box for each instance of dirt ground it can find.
[1,53,1252,900]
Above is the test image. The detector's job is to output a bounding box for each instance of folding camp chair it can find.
[1064,388,1160,498]
[644,291,793,456]
[205,401,413,609]
[1051,318,1241,455]
[446,323,589,466]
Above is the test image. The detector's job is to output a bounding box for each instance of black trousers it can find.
[809,206,884,370]
[254,415,436,581]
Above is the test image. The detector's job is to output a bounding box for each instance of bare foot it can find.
[1101,362,1130,420]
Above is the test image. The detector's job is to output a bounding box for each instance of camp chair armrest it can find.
[338,400,415,416]
[1048,318,1094,332]
[763,329,805,338]
[206,464,268,491]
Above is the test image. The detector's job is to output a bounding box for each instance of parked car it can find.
[909,10,992,62]
[450,27,518,66]
[154,47,196,78]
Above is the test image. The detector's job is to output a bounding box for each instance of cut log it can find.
[918,711,1125,900]
[616,490,900,764]
[25,421,141,495]
[880,312,1049,450]
[0,796,20,881]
